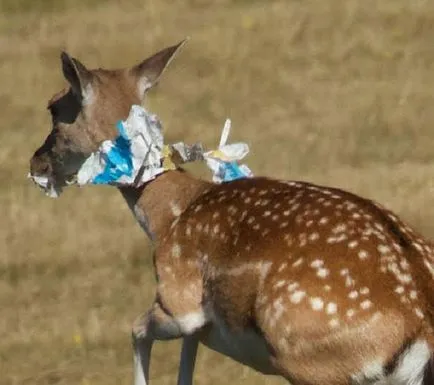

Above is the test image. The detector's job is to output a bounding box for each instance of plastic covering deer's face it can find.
[29,41,185,196]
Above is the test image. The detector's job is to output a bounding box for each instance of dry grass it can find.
[2,0,434,383]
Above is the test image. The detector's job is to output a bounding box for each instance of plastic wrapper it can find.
[28,175,62,198]
[29,106,253,197]
[203,119,253,183]
[77,105,165,186]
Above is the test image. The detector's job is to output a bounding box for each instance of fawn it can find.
[30,40,434,385]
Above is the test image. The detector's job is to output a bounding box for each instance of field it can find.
[2,0,434,384]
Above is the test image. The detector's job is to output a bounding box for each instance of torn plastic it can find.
[203,119,253,183]
[77,107,252,187]
[28,174,62,198]
[29,105,253,197]
[172,142,204,163]
[77,105,165,186]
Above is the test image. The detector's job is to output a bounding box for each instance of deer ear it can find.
[130,38,188,97]
[61,52,94,104]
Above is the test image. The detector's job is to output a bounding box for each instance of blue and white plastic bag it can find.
[203,119,253,183]
[30,105,253,197]
[77,105,165,186]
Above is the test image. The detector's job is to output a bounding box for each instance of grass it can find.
[2,0,434,383]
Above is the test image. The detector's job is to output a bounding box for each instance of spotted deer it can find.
[29,40,434,385]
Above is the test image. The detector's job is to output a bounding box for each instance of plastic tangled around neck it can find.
[30,105,253,197]
[77,105,252,187]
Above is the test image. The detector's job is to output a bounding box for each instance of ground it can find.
[2,0,434,384]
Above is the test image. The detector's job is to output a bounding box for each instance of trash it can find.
[28,174,62,198]
[77,107,253,186]
[203,119,253,183]
[77,105,166,186]
[30,105,253,197]
[171,142,204,163]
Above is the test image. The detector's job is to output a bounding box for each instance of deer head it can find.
[29,40,186,194]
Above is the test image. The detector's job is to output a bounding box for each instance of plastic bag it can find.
[77,105,165,186]
[203,119,253,183]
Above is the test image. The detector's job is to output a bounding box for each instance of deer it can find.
[29,39,434,385]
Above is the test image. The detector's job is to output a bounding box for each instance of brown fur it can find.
[141,175,434,384]
[29,42,434,385]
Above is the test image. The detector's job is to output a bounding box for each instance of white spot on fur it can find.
[400,258,410,270]
[358,250,369,260]
[327,237,336,244]
[186,226,192,236]
[332,223,347,234]
[292,258,304,268]
[290,290,305,304]
[414,242,424,253]
[172,244,181,258]
[287,282,299,292]
[273,280,286,290]
[395,286,405,294]
[310,297,324,311]
[319,217,329,225]
[414,308,425,319]
[378,244,391,255]
[170,201,182,216]
[317,268,330,278]
[348,240,358,249]
[360,300,373,310]
[345,275,355,287]
[310,259,324,268]
[309,232,320,241]
[326,302,337,315]
[423,258,434,278]
[278,262,288,272]
[360,287,370,295]
[327,234,348,244]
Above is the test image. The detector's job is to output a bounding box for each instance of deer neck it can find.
[119,170,212,244]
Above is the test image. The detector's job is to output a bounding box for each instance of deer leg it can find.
[132,334,153,385]
[132,301,184,385]
[177,334,200,385]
